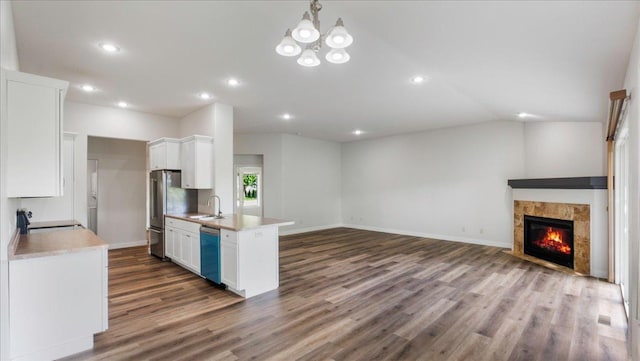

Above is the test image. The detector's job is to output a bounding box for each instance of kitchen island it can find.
[8,229,109,361]
[165,213,293,298]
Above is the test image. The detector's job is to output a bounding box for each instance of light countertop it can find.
[28,219,83,230]
[166,213,294,231]
[10,229,108,260]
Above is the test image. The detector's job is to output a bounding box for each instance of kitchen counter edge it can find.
[9,229,108,261]
[165,213,294,231]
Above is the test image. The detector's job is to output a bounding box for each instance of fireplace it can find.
[524,215,574,269]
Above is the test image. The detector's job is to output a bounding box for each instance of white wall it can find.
[342,121,525,248]
[0,0,19,71]
[621,18,640,361]
[213,104,234,216]
[179,104,215,138]
[234,133,284,219]
[234,133,343,234]
[524,122,605,177]
[0,1,20,359]
[281,134,342,233]
[65,101,179,142]
[64,101,180,227]
[88,137,147,248]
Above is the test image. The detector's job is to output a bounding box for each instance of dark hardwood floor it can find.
[61,227,627,361]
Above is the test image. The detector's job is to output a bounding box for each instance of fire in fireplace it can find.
[524,215,574,268]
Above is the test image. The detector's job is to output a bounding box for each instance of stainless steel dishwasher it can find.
[200,226,221,284]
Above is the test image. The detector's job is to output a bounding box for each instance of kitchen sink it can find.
[187,214,224,221]
[200,216,224,221]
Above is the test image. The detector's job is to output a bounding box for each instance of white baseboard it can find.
[11,335,93,361]
[591,268,608,279]
[108,240,147,249]
[341,223,511,249]
[279,223,345,236]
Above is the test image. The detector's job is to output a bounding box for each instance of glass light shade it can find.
[325,18,353,49]
[292,12,320,43]
[297,49,321,67]
[276,29,302,56]
[325,48,350,64]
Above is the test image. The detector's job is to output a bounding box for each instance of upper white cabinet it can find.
[148,138,180,170]
[180,135,213,189]
[3,70,68,197]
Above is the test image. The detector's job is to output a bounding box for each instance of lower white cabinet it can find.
[221,227,279,298]
[165,227,176,258]
[165,217,201,275]
[221,230,238,289]
[9,247,108,361]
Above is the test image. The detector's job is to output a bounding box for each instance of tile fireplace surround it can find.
[509,176,607,278]
[513,200,590,274]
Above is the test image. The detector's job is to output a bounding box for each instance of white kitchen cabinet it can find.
[165,227,176,258]
[148,138,181,170]
[3,69,68,197]
[189,231,201,272]
[165,217,201,275]
[221,227,279,298]
[221,229,239,289]
[9,246,108,360]
[180,135,214,189]
[20,132,78,221]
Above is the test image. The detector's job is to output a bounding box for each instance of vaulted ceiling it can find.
[10,1,640,142]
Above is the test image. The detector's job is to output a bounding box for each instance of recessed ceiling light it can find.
[99,42,120,53]
[117,101,128,108]
[282,113,292,120]
[353,129,363,135]
[199,92,212,100]
[517,112,530,118]
[227,78,240,87]
[411,76,426,84]
[81,84,95,92]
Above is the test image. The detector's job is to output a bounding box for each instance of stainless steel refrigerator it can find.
[149,170,197,259]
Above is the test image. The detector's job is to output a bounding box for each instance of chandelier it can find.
[275,0,353,67]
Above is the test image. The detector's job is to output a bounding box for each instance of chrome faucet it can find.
[206,195,223,219]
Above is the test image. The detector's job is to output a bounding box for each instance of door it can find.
[236,166,263,217]
[149,228,164,258]
[87,159,98,234]
[149,170,165,229]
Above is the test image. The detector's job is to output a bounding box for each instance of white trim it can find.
[343,224,511,248]
[279,223,345,236]
[591,267,608,279]
[11,335,92,361]
[108,240,147,249]
[281,223,511,248]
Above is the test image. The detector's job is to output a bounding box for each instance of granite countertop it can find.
[166,213,294,231]
[10,229,108,260]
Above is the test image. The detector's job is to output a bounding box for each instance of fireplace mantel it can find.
[508,176,606,189]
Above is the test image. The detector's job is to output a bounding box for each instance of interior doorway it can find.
[234,155,264,217]
[87,159,98,234]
